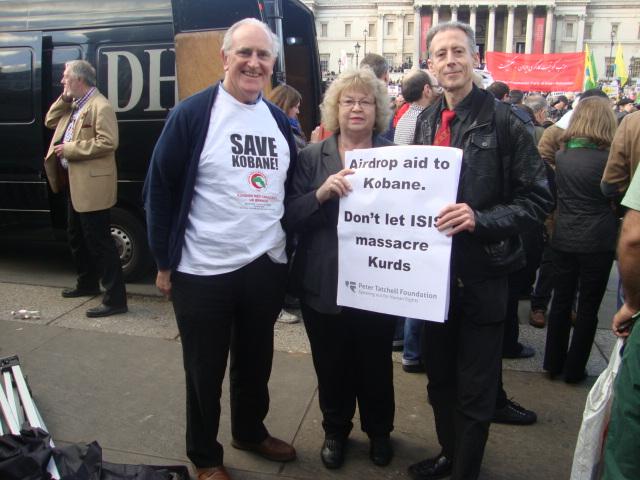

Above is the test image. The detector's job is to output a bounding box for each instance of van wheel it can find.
[110,207,151,281]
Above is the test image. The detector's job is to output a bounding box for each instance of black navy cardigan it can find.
[143,82,298,271]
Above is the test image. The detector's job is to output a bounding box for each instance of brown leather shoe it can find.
[196,466,231,480]
[529,309,546,328]
[231,435,296,462]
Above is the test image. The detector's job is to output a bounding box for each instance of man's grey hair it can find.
[524,94,548,114]
[360,53,389,80]
[222,17,280,58]
[65,60,96,87]
[426,21,478,56]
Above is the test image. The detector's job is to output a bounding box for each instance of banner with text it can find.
[486,51,585,91]
[337,145,462,322]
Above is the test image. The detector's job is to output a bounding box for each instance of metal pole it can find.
[609,30,615,79]
[364,29,367,55]
[266,0,286,84]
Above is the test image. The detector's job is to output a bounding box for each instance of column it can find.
[414,5,422,68]
[525,5,534,53]
[544,5,554,53]
[576,14,585,52]
[554,16,563,53]
[506,5,515,53]
[401,14,407,68]
[377,14,384,54]
[451,5,458,22]
[432,5,439,26]
[469,5,477,33]
[487,5,496,52]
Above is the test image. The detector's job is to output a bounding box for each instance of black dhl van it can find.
[0,0,321,279]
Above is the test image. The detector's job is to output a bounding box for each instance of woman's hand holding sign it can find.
[436,203,476,236]
[316,168,355,204]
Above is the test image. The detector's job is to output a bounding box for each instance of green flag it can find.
[584,44,598,90]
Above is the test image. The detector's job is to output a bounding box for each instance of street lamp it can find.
[363,29,368,56]
[338,58,342,74]
[609,29,616,79]
[354,41,361,67]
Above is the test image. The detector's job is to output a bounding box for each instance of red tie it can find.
[433,109,456,147]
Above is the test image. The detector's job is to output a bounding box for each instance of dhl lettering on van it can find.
[100,46,177,113]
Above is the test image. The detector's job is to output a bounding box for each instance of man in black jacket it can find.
[408,22,553,480]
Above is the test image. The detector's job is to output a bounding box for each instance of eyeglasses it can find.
[339,98,375,109]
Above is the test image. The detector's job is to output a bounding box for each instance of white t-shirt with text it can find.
[178,87,290,275]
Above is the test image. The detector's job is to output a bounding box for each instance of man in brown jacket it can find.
[602,110,640,198]
[44,60,127,317]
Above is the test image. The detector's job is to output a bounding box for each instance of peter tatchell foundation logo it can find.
[345,281,356,293]
[248,172,267,190]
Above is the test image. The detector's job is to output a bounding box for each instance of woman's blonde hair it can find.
[320,67,392,135]
[268,84,302,115]
[561,96,617,148]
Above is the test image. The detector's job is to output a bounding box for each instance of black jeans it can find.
[301,304,395,440]
[543,249,615,379]
[422,276,507,480]
[503,225,544,354]
[171,254,287,468]
[66,199,126,307]
[530,243,554,312]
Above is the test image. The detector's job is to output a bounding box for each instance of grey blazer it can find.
[284,134,393,314]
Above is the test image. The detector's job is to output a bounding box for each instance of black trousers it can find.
[543,249,615,379]
[171,254,287,468]
[66,199,126,307]
[301,304,395,440]
[422,276,507,480]
[503,226,544,355]
[530,243,555,312]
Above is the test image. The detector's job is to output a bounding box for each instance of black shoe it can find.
[321,438,345,469]
[62,286,100,298]
[408,453,452,480]
[392,340,404,352]
[86,304,128,318]
[369,435,393,466]
[492,399,537,425]
[283,294,300,310]
[565,370,588,384]
[502,344,535,359]
[402,363,425,373]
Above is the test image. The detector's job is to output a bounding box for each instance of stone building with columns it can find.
[303,0,640,88]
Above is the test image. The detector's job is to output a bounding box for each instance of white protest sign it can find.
[337,145,462,322]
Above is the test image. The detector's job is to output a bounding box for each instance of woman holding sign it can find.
[285,68,395,469]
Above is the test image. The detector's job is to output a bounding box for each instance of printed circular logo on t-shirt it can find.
[249,172,268,190]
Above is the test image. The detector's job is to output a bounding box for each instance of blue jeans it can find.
[393,318,404,349]
[403,318,423,365]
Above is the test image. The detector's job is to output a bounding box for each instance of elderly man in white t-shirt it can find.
[144,18,299,480]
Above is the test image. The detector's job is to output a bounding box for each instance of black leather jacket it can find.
[414,87,554,279]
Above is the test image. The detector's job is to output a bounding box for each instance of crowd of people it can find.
[47,15,639,480]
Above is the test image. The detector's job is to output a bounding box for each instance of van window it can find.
[0,48,33,123]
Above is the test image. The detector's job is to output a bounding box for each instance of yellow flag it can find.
[615,43,628,87]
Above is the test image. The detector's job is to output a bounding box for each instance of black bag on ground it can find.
[0,427,53,480]
[0,428,188,480]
